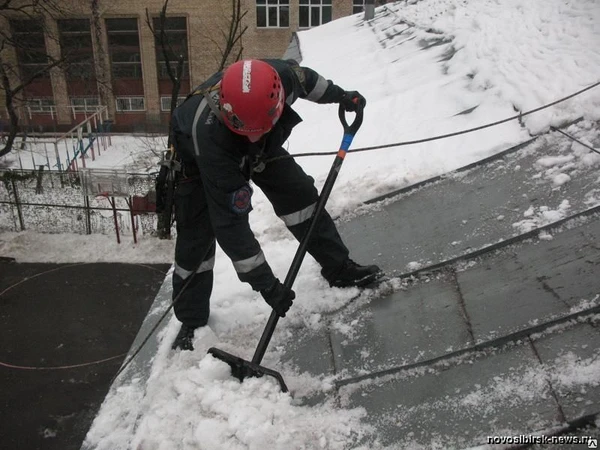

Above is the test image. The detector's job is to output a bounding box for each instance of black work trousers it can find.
[172,147,349,327]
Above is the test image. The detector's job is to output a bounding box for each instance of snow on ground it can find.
[0,133,166,173]
[0,230,174,263]
[2,0,600,449]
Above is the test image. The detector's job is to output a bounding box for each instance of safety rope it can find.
[265,80,600,163]
[335,301,600,388]
[550,126,600,155]
[0,354,126,371]
[0,263,165,372]
[110,80,600,384]
[110,253,212,383]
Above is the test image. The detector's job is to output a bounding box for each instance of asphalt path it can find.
[0,261,169,450]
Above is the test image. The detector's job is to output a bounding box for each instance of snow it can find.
[2,0,600,449]
[0,231,173,263]
[512,199,572,234]
[1,134,165,174]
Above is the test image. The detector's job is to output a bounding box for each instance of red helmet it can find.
[219,59,284,141]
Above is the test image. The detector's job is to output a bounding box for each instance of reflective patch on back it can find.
[231,184,253,214]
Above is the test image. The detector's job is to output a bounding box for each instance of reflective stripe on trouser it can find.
[251,147,349,274]
[174,256,215,280]
[232,251,266,274]
[279,203,316,227]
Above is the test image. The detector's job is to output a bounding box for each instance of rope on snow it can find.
[265,80,600,163]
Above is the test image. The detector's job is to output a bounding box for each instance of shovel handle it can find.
[338,103,364,137]
[251,105,364,366]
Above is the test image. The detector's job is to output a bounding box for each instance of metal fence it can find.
[0,168,163,241]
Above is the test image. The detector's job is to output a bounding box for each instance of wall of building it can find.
[1,0,364,132]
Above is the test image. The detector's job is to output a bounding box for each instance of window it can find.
[160,96,186,111]
[71,97,100,112]
[256,0,290,28]
[116,96,145,112]
[353,0,365,14]
[10,19,50,80]
[152,17,189,80]
[106,18,142,79]
[58,19,95,80]
[25,98,55,113]
[299,0,332,29]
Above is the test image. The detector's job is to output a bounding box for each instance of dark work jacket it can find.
[171,59,346,291]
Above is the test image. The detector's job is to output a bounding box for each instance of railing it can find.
[6,106,112,172]
[6,105,109,121]
[0,168,163,243]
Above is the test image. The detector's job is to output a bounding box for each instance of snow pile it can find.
[534,122,600,190]
[552,351,600,391]
[130,358,374,450]
[84,315,381,450]
[512,200,572,234]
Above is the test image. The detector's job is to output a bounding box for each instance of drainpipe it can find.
[364,0,375,21]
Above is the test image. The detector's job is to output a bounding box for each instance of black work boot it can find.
[325,259,383,288]
[172,324,197,351]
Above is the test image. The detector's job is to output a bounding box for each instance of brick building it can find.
[1,0,374,132]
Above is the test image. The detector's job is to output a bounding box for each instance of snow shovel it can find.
[208,104,364,393]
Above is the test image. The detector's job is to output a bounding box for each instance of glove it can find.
[340,91,366,112]
[261,278,295,318]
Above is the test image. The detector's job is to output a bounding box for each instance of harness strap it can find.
[204,89,224,123]
[191,97,208,157]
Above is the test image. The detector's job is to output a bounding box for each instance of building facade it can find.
[1,0,375,132]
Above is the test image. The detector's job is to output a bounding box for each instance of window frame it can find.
[70,97,101,112]
[152,16,190,80]
[352,0,365,14]
[256,0,290,29]
[115,96,146,112]
[298,0,332,29]
[25,98,56,113]
[160,96,186,112]
[10,19,51,80]
[106,17,143,80]
[58,19,95,80]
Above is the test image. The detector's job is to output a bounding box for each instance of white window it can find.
[115,96,145,112]
[353,0,365,14]
[71,97,100,112]
[26,98,55,113]
[256,0,290,28]
[160,96,186,112]
[299,0,332,29]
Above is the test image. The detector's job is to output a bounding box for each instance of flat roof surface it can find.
[84,125,599,449]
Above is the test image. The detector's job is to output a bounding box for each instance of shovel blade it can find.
[208,347,289,393]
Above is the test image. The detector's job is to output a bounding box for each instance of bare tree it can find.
[214,0,248,72]
[147,0,248,129]
[145,0,186,143]
[147,0,248,239]
[90,0,111,114]
[0,0,73,158]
